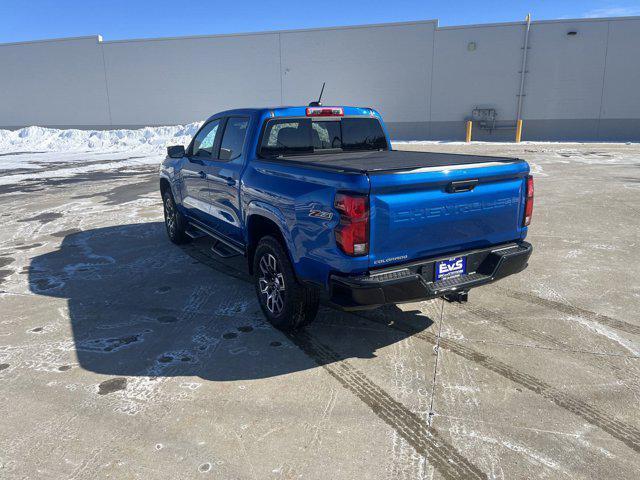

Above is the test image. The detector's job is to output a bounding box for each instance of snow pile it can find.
[0,123,205,186]
[0,123,202,154]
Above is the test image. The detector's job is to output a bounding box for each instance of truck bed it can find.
[269,150,523,173]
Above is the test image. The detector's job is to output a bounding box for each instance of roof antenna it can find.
[308,82,325,107]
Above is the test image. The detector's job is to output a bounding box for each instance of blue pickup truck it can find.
[160,105,533,330]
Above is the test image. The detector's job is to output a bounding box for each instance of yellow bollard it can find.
[465,121,473,143]
[515,119,523,143]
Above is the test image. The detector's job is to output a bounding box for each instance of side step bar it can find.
[211,240,239,258]
[188,222,244,258]
[185,229,206,240]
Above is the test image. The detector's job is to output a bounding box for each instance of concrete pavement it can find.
[1,142,639,479]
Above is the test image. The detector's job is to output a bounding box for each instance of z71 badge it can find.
[309,209,333,220]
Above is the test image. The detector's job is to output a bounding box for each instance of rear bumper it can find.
[329,241,532,310]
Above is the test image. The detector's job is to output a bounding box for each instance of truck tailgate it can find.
[368,159,530,268]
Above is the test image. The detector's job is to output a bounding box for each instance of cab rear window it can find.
[260,117,388,157]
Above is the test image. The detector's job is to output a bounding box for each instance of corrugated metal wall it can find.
[1,17,639,141]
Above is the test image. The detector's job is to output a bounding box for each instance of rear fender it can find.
[244,201,297,272]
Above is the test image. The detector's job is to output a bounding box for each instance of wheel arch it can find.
[159,177,172,196]
[245,205,295,276]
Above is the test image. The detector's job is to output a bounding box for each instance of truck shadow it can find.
[28,222,433,381]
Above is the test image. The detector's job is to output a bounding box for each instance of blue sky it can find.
[2,0,640,43]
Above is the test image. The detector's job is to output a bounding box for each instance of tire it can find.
[162,188,189,244]
[253,236,320,331]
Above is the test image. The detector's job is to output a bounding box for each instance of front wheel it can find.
[162,188,189,244]
[253,236,319,331]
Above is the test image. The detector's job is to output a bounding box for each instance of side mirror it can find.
[167,145,185,158]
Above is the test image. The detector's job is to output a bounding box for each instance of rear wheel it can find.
[162,188,189,244]
[254,236,319,330]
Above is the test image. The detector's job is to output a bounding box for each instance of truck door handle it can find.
[446,179,478,193]
[213,173,236,186]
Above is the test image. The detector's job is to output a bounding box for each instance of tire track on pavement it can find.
[456,303,640,387]
[289,331,488,480]
[499,288,640,336]
[359,308,640,454]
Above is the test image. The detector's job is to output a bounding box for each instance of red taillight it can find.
[524,175,534,226]
[306,107,344,117]
[334,193,369,256]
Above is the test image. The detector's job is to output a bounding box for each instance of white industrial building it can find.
[1,16,638,141]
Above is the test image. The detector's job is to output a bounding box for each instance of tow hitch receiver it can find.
[443,291,468,303]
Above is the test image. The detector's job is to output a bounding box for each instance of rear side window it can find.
[219,117,249,161]
[260,117,387,157]
[191,119,220,157]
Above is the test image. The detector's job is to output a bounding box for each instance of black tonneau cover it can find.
[268,150,522,173]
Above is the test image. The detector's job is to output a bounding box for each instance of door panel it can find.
[181,119,221,223]
[202,116,250,244]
